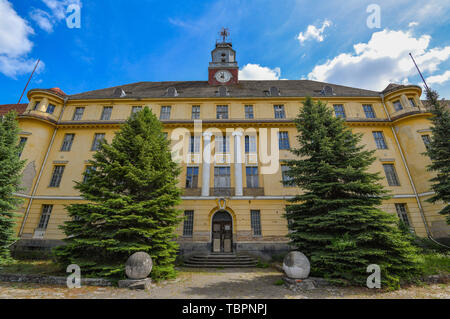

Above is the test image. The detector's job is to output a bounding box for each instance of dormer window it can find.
[270,87,280,96]
[217,86,229,97]
[46,104,56,114]
[166,87,178,97]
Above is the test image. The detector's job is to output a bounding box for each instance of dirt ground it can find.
[0,267,448,299]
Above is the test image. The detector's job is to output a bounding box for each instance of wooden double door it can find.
[212,211,233,253]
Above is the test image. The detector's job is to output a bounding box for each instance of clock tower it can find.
[208,28,239,85]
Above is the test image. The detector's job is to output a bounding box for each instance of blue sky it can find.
[1,0,449,103]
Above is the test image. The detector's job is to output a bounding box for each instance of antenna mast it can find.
[409,53,430,95]
[18,59,40,104]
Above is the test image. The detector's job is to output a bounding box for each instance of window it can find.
[383,164,400,186]
[408,98,417,108]
[73,107,85,121]
[186,167,199,188]
[101,106,112,120]
[395,204,411,227]
[83,166,95,183]
[33,101,40,110]
[192,106,200,119]
[274,105,285,119]
[245,105,254,119]
[393,100,403,111]
[216,105,228,119]
[189,135,200,153]
[183,211,194,237]
[131,106,142,115]
[18,137,27,157]
[373,131,387,149]
[281,165,293,186]
[37,205,53,230]
[91,133,105,151]
[278,132,290,150]
[160,106,171,120]
[49,165,65,187]
[334,104,346,118]
[246,166,259,188]
[245,135,257,153]
[215,135,230,153]
[214,166,231,188]
[46,104,56,114]
[363,104,376,118]
[251,210,262,236]
[61,133,75,152]
[422,134,431,149]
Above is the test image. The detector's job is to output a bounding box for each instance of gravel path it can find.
[0,267,448,299]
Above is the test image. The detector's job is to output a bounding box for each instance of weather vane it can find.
[219,27,230,43]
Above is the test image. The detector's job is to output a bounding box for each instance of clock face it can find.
[215,70,232,83]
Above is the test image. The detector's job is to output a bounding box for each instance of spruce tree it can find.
[284,97,422,289]
[0,111,25,264]
[53,107,182,280]
[424,89,450,224]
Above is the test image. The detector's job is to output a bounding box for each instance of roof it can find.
[0,104,27,116]
[382,83,421,95]
[63,80,381,100]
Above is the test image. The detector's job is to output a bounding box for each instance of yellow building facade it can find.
[7,40,449,258]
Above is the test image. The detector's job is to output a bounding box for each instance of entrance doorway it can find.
[211,211,233,253]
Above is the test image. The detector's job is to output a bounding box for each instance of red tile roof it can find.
[0,104,27,116]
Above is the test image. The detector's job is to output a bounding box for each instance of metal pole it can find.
[18,59,40,104]
[409,53,430,94]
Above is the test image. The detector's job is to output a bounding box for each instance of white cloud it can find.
[307,29,450,91]
[408,21,419,27]
[239,64,281,80]
[426,70,450,85]
[0,0,43,78]
[31,0,82,33]
[297,19,332,45]
[30,9,54,33]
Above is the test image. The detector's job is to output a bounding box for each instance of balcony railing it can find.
[243,187,264,196]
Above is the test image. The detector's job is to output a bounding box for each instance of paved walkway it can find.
[0,267,448,299]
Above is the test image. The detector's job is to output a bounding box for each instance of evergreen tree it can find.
[0,111,25,264]
[424,89,450,224]
[53,107,182,280]
[284,97,422,289]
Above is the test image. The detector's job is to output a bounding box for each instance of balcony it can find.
[390,106,429,120]
[211,187,235,197]
[243,187,265,196]
[183,188,201,196]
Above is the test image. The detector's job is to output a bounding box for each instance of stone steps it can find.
[183,254,258,268]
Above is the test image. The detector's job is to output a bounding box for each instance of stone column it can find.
[202,132,213,197]
[233,131,243,196]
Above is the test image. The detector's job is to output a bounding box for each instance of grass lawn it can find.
[419,253,450,276]
[0,252,448,282]
[0,260,65,276]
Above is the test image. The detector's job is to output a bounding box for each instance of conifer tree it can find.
[424,89,450,224]
[0,111,25,264]
[53,107,182,280]
[284,97,422,289]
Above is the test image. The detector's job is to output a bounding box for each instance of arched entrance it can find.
[211,210,233,253]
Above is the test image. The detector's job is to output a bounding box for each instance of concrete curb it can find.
[0,273,113,287]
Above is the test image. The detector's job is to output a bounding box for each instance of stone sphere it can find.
[282,251,310,279]
[125,252,153,280]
